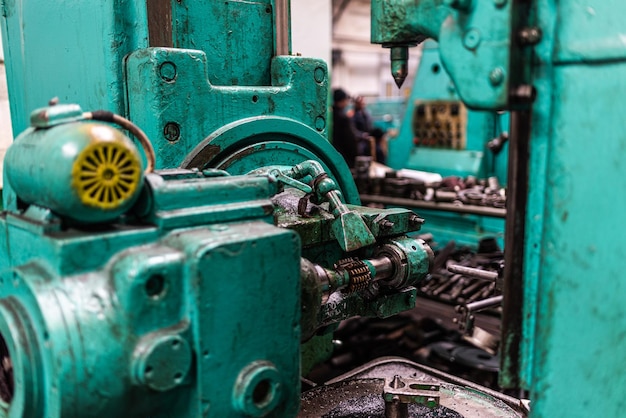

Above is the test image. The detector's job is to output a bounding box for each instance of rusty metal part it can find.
[383,375,440,417]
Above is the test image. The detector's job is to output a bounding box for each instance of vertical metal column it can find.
[275,0,290,55]
[147,0,173,47]
[499,110,531,389]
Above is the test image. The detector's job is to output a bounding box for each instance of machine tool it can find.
[0,101,436,417]
[1,0,625,417]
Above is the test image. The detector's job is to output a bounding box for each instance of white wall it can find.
[291,0,332,66]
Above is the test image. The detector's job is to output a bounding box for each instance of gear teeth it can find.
[334,258,373,293]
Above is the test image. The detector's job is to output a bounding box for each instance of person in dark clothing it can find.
[352,96,373,136]
[332,88,358,168]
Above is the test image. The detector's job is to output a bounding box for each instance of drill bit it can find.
[390,46,409,88]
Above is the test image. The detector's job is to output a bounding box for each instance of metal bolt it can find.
[489,67,505,86]
[314,116,326,132]
[164,122,181,142]
[463,29,481,50]
[509,84,537,104]
[379,219,395,230]
[409,214,425,226]
[518,27,542,45]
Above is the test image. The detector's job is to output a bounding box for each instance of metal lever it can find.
[268,169,313,194]
[280,161,376,252]
[454,295,503,333]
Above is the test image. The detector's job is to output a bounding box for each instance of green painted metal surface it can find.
[172,1,281,87]
[1,1,357,202]
[4,113,144,224]
[372,0,521,110]
[372,1,626,417]
[0,0,149,136]
[522,2,626,416]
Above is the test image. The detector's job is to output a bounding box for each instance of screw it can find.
[409,214,425,226]
[489,67,505,86]
[509,84,537,104]
[379,220,394,230]
[518,27,542,45]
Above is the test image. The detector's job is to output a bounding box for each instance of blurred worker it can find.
[351,95,374,156]
[352,96,373,136]
[332,88,358,168]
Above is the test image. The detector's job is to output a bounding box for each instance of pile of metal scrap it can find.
[420,238,503,305]
[354,157,507,211]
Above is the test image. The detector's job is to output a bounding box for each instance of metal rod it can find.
[359,195,507,218]
[465,295,503,313]
[274,0,290,56]
[447,265,499,282]
[368,256,394,281]
[146,0,172,47]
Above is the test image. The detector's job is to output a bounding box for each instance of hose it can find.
[83,111,156,173]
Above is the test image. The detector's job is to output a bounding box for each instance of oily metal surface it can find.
[300,379,463,418]
[300,358,525,418]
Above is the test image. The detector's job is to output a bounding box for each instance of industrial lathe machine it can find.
[2,1,626,417]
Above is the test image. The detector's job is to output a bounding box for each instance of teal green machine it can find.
[372,0,626,417]
[381,40,509,246]
[0,1,439,417]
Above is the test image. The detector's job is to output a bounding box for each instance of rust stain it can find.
[186,144,222,168]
